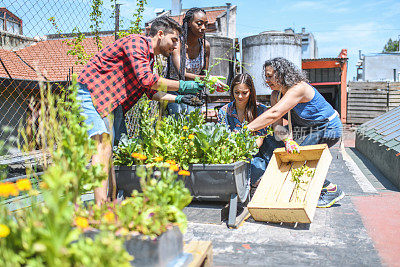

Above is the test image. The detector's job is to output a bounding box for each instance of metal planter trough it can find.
[84,226,191,267]
[115,161,250,227]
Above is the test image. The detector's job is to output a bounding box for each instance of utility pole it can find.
[115,3,121,41]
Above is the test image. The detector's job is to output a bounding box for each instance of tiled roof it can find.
[170,9,225,25]
[0,35,115,81]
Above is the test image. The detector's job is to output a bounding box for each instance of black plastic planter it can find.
[85,226,191,266]
[115,161,250,227]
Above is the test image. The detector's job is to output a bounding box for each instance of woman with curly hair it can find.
[247,57,344,208]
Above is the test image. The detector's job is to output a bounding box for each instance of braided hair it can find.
[166,8,207,80]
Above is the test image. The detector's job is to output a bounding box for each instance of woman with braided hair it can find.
[165,7,227,115]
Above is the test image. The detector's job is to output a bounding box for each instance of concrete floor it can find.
[183,127,400,266]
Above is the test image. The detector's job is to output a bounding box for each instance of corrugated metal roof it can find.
[357,105,400,153]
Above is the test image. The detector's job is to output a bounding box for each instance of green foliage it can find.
[90,0,104,51]
[291,164,315,192]
[117,0,148,38]
[383,38,399,53]
[76,166,192,237]
[0,76,131,266]
[113,100,260,169]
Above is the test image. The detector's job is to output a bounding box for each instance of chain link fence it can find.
[0,0,154,158]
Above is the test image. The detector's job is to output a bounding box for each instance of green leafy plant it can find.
[114,100,261,169]
[291,164,315,193]
[0,76,132,266]
[75,165,192,237]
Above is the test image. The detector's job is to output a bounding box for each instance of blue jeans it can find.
[77,83,127,146]
[166,91,200,117]
[250,134,284,186]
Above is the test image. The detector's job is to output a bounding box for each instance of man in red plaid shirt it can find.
[77,16,204,203]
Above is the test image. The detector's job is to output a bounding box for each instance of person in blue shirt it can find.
[247,57,344,208]
[218,73,278,188]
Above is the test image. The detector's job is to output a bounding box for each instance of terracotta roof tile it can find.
[0,35,115,82]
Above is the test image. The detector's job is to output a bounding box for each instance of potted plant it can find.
[113,100,262,226]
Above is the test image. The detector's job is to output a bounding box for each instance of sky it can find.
[111,0,400,81]
[3,0,400,81]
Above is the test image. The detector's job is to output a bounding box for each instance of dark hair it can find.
[263,57,307,89]
[230,73,258,123]
[166,8,207,80]
[148,16,182,37]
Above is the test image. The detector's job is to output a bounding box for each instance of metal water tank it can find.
[206,35,235,96]
[242,31,302,95]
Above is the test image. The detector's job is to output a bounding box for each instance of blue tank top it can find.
[292,87,342,138]
[293,87,335,120]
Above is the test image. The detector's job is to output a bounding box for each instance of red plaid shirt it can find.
[78,34,160,117]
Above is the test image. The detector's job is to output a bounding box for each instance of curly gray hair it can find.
[263,57,308,89]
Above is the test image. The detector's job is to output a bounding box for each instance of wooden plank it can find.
[347,101,387,107]
[291,160,319,204]
[346,118,372,124]
[348,82,388,90]
[275,161,303,203]
[304,149,332,222]
[347,106,388,111]
[347,98,388,103]
[184,241,213,267]
[249,207,310,223]
[250,155,284,206]
[273,144,327,163]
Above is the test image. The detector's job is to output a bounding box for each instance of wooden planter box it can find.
[248,144,332,224]
[115,161,250,227]
[84,226,191,266]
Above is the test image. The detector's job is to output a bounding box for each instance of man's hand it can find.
[284,137,300,154]
[178,81,204,94]
[175,95,204,106]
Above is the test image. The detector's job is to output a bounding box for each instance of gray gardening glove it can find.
[175,95,204,107]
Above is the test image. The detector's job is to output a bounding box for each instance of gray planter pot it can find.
[115,161,250,227]
[84,226,191,267]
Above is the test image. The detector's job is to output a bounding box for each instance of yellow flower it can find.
[182,126,189,130]
[165,160,176,165]
[39,182,48,189]
[169,164,179,172]
[0,224,10,238]
[0,182,19,198]
[189,141,194,146]
[131,152,147,161]
[75,216,89,229]
[180,136,185,140]
[154,156,163,162]
[178,170,191,176]
[103,211,115,223]
[188,134,195,139]
[243,125,248,129]
[16,178,32,191]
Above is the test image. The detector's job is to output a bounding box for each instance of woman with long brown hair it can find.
[218,73,276,187]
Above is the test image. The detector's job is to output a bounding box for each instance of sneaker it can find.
[317,185,345,208]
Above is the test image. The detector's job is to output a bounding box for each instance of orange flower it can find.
[75,216,89,229]
[182,126,189,130]
[154,156,163,162]
[0,182,19,198]
[165,160,176,165]
[131,152,147,161]
[188,134,195,139]
[169,164,179,172]
[0,224,10,238]
[178,170,191,176]
[103,211,115,223]
[189,141,194,146]
[16,178,32,191]
[39,181,48,189]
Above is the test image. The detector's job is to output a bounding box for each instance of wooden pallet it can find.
[248,144,332,223]
[184,241,213,267]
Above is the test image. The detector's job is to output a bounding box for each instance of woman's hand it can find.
[209,76,229,92]
[284,137,300,154]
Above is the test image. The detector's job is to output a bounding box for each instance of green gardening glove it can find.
[178,80,205,94]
